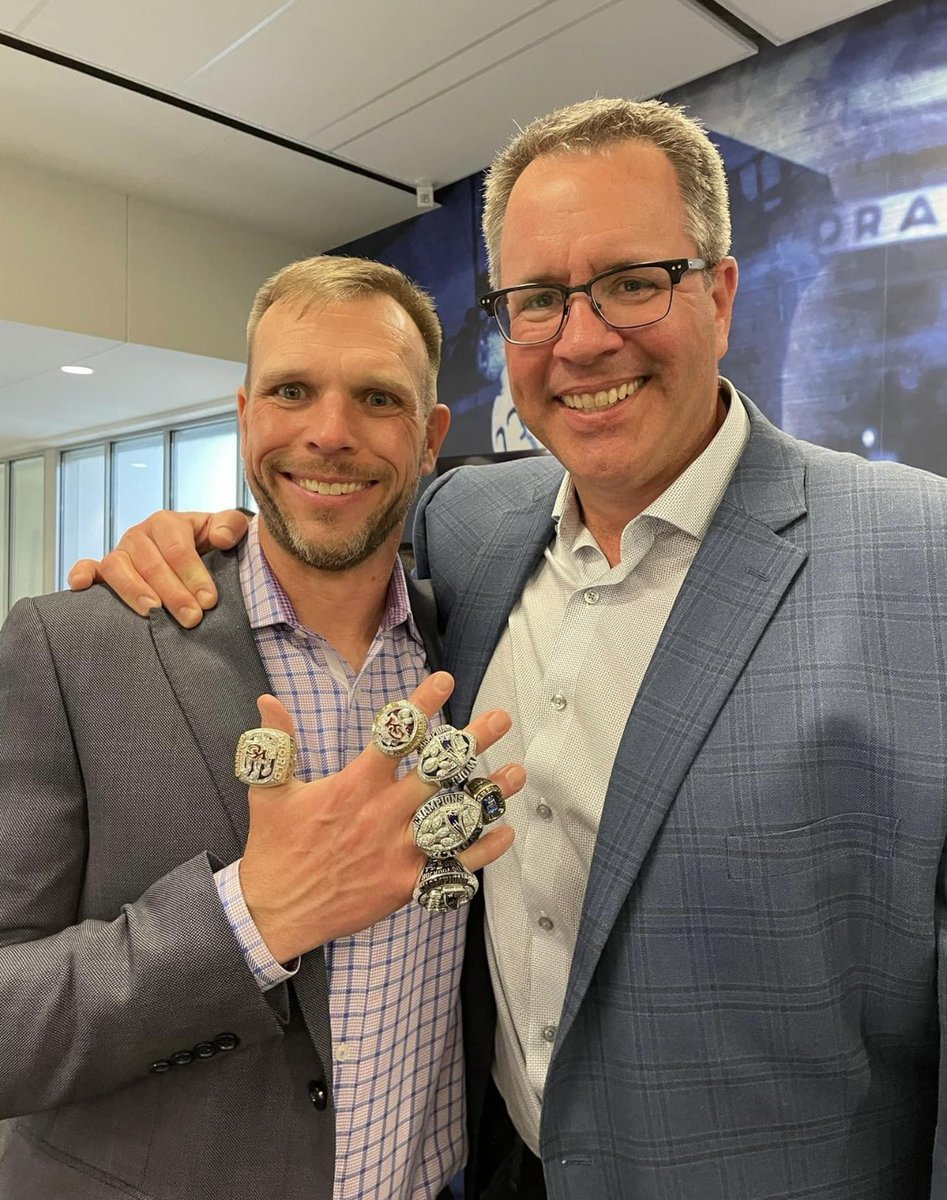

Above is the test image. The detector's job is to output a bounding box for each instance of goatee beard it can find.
[247,466,421,572]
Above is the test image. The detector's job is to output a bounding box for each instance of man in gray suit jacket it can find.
[0,254,521,1200]
[70,99,947,1198]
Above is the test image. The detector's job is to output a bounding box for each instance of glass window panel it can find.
[10,456,45,606]
[111,434,165,546]
[59,445,105,589]
[172,421,238,512]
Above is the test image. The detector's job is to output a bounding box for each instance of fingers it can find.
[362,672,455,768]
[142,512,222,620]
[66,559,100,591]
[459,824,515,872]
[205,510,251,550]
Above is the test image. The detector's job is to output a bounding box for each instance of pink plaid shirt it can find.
[216,520,466,1199]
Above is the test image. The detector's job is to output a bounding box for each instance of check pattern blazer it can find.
[415,398,947,1200]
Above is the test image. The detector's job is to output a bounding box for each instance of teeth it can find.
[561,378,644,410]
[296,479,370,495]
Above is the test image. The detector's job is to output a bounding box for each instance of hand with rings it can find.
[234,672,524,961]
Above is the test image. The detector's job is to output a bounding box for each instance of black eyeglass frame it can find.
[478,257,709,345]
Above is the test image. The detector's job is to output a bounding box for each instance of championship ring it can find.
[413,789,484,858]
[413,856,479,913]
[235,727,296,787]
[371,700,429,759]
[465,777,506,824]
[416,725,478,788]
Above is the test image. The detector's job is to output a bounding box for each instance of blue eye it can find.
[366,391,396,408]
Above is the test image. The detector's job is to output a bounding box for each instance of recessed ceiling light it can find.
[61,365,94,375]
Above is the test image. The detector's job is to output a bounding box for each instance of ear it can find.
[712,257,739,362]
[420,403,451,475]
[237,385,249,441]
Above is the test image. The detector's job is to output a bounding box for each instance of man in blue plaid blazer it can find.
[71,98,947,1198]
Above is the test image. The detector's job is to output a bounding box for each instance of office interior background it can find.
[0,0,943,622]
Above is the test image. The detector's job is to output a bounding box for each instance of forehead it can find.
[499,140,691,284]
[250,294,429,389]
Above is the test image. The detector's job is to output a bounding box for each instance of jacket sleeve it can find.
[0,597,289,1117]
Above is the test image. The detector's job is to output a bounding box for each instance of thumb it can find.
[256,693,295,737]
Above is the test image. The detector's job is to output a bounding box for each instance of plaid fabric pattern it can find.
[219,520,465,1200]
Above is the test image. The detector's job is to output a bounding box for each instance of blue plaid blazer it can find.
[414,398,947,1200]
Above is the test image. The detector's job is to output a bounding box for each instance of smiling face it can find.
[238,294,449,574]
[499,139,738,524]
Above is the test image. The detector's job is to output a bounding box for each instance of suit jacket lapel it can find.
[149,548,332,1076]
[556,401,810,1046]
[447,473,561,726]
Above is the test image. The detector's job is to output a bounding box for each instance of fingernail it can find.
[179,607,201,626]
[196,589,215,608]
[487,711,510,734]
[432,672,453,695]
[138,595,159,612]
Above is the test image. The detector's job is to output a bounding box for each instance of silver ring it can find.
[416,725,478,788]
[413,790,484,858]
[413,856,479,913]
[466,777,506,824]
[371,700,429,759]
[235,727,296,787]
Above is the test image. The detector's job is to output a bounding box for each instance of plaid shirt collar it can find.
[239,517,420,643]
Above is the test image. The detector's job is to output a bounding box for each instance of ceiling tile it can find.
[333,0,755,185]
[716,0,893,45]
[183,0,550,146]
[15,0,287,89]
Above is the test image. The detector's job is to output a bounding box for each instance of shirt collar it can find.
[552,377,749,550]
[239,516,419,642]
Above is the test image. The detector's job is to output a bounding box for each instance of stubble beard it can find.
[247,459,423,572]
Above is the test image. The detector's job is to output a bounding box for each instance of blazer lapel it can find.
[557,401,810,1046]
[447,474,561,726]
[149,549,333,1073]
[149,550,268,850]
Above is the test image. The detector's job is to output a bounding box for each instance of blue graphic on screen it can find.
[336,0,947,470]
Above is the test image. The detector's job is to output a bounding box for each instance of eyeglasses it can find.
[478,258,708,345]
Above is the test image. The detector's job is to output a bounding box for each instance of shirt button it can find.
[584,589,600,605]
[335,1042,350,1062]
[550,692,567,711]
[536,803,553,821]
[542,1024,558,1044]
[538,916,554,931]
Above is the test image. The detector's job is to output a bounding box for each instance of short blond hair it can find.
[483,98,731,286]
[246,254,442,410]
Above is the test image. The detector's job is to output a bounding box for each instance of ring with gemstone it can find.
[371,700,429,759]
[416,725,478,788]
[465,777,506,824]
[235,727,297,787]
[413,789,484,859]
[413,856,479,913]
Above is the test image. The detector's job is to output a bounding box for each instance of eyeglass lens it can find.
[494,264,676,343]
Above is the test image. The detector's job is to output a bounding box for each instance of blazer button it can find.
[193,1041,217,1059]
[214,1033,240,1052]
[308,1079,328,1110]
[171,1049,195,1066]
[149,1060,172,1074]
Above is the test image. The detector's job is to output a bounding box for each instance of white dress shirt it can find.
[473,381,750,1153]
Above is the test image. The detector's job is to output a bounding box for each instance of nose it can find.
[302,392,357,454]
[551,293,625,365]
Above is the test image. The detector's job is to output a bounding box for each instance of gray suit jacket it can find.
[414,398,947,1199]
[0,549,440,1200]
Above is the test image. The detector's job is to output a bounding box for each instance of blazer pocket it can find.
[726,812,898,880]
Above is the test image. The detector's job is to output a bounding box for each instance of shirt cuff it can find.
[215,860,300,990]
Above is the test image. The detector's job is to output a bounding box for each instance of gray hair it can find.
[482,98,731,286]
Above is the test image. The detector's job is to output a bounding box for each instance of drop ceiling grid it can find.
[716,0,895,44]
[6,0,287,89]
[338,0,757,184]
[182,0,562,147]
